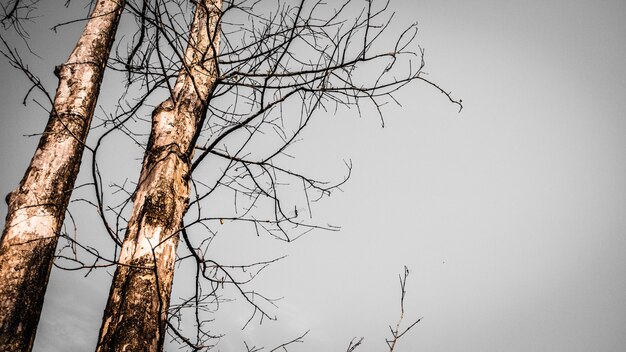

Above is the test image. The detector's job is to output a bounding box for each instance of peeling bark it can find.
[96,1,221,351]
[0,1,125,351]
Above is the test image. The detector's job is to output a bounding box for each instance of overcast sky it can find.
[1,0,626,351]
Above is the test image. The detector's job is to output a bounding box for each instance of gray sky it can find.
[1,0,626,351]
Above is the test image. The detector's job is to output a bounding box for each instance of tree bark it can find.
[0,1,125,351]
[95,1,221,351]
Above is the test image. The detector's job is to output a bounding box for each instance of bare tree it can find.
[96,0,222,350]
[0,0,460,350]
[81,0,461,350]
[0,1,125,351]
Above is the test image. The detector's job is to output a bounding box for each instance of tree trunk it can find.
[0,1,124,351]
[96,1,221,351]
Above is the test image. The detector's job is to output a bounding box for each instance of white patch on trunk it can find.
[134,226,161,260]
[6,208,56,243]
[118,225,163,263]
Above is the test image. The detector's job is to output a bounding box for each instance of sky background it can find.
[1,0,626,351]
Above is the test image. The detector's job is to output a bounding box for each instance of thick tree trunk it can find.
[0,1,124,351]
[96,1,221,351]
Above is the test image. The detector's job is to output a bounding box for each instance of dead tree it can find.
[45,0,460,350]
[96,1,222,350]
[0,1,125,351]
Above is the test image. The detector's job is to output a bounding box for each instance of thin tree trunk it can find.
[0,1,125,351]
[96,1,221,350]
